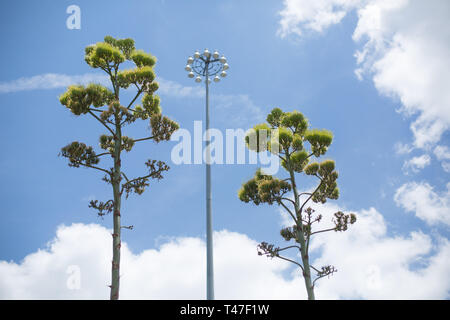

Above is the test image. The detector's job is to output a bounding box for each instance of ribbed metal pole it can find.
[205,65,214,300]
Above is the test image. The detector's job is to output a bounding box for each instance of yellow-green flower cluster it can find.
[311,159,340,203]
[150,114,180,143]
[59,84,114,115]
[60,141,100,167]
[85,42,125,68]
[117,67,156,89]
[305,129,333,157]
[238,169,291,205]
[131,50,156,68]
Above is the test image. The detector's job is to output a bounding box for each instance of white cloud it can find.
[394,181,450,226]
[0,72,262,127]
[155,79,264,126]
[394,142,413,155]
[0,224,111,299]
[441,162,450,174]
[1,208,449,299]
[0,73,198,99]
[0,223,303,300]
[0,73,110,93]
[156,79,264,127]
[155,79,264,127]
[277,0,362,38]
[353,0,450,148]
[434,145,450,173]
[402,154,431,174]
[157,77,204,98]
[311,207,450,299]
[278,198,450,299]
[278,0,450,149]
[434,145,450,161]
[212,93,265,127]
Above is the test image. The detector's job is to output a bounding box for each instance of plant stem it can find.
[110,86,122,300]
[287,157,315,300]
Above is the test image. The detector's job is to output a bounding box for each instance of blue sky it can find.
[0,0,449,299]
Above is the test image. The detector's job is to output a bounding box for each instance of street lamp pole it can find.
[185,49,228,300]
[205,61,214,301]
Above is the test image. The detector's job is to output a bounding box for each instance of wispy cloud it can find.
[212,93,265,127]
[0,73,202,97]
[155,79,265,127]
[0,72,263,128]
[157,77,204,98]
[402,154,431,174]
[394,142,413,155]
[0,73,110,93]
[434,145,450,173]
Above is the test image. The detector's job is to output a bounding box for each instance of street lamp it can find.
[185,49,229,300]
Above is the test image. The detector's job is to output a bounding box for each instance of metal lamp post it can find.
[185,49,229,300]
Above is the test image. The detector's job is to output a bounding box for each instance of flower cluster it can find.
[59,84,115,115]
[60,141,100,168]
[238,169,291,205]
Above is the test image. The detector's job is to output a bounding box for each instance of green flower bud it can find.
[117,67,155,89]
[150,114,179,142]
[266,107,284,127]
[318,159,335,176]
[104,36,136,58]
[292,135,303,151]
[59,84,114,115]
[278,127,293,149]
[131,50,156,68]
[290,150,309,172]
[304,162,319,175]
[85,42,125,68]
[281,111,308,134]
[305,129,333,157]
